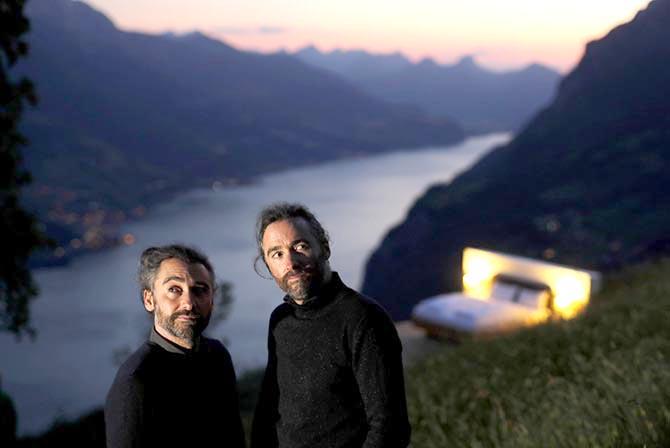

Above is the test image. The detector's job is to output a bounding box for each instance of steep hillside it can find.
[362,0,670,319]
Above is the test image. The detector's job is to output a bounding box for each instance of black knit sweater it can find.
[251,273,411,448]
[105,329,245,448]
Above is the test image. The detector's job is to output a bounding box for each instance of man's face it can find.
[143,258,214,347]
[262,218,330,303]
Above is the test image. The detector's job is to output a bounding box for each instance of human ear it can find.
[143,289,155,312]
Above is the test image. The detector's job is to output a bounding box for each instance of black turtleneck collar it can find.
[283,272,345,316]
[149,326,201,354]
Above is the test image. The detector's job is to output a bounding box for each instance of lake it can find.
[0,133,510,434]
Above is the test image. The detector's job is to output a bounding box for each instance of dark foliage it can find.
[17,409,105,448]
[1,0,50,336]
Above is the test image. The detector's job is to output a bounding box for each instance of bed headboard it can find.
[461,247,601,319]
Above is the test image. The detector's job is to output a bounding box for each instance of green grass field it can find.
[405,259,670,447]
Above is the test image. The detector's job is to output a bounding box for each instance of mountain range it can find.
[362,0,670,320]
[18,0,463,260]
[295,48,562,133]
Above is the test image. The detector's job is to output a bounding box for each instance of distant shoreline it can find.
[29,137,479,270]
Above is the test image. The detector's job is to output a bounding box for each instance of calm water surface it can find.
[0,133,509,434]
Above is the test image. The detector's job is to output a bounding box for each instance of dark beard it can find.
[280,259,326,302]
[157,309,210,342]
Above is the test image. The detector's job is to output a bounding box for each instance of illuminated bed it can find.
[411,248,601,338]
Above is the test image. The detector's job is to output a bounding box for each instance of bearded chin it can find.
[157,310,210,342]
[286,279,312,301]
[282,258,328,301]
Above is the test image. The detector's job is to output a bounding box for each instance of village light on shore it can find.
[122,233,136,245]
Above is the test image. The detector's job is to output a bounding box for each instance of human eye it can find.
[167,285,182,295]
[295,242,310,253]
[270,250,283,259]
[193,285,210,297]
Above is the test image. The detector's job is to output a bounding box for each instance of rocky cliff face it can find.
[362,0,670,320]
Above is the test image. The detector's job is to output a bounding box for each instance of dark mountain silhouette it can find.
[361,0,670,320]
[295,48,561,133]
[18,0,463,260]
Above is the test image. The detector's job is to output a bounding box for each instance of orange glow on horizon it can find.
[84,0,651,72]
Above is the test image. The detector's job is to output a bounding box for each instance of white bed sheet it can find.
[412,292,550,334]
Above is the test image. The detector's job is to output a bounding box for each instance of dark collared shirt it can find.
[149,326,199,354]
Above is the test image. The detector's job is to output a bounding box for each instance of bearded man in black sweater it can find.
[251,203,411,448]
[105,244,245,448]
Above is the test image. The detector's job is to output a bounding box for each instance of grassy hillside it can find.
[406,259,670,447]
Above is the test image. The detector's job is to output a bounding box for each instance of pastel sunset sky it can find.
[85,0,651,72]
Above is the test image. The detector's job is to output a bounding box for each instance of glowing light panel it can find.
[460,247,599,319]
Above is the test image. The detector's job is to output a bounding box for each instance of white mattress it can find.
[411,292,550,334]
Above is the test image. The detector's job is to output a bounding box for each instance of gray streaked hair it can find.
[138,244,215,302]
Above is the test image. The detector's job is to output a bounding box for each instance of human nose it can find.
[178,290,194,311]
[285,249,303,271]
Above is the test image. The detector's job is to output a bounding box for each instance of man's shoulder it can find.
[269,302,293,322]
[337,285,393,323]
[337,287,404,356]
[200,336,233,359]
[113,342,157,382]
[107,342,157,404]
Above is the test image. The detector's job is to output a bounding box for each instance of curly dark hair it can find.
[254,202,330,275]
